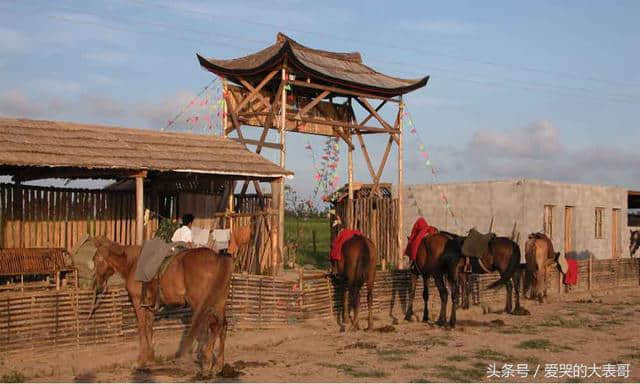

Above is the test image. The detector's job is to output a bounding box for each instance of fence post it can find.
[312,230,317,256]
[558,270,562,295]
[298,268,304,311]
[588,253,593,290]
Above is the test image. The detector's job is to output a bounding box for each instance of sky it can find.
[1,0,639,200]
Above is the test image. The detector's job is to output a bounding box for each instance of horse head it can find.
[87,237,126,318]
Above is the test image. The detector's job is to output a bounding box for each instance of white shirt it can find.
[171,225,192,243]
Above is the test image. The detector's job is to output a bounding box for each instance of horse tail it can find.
[486,241,521,290]
[356,236,375,284]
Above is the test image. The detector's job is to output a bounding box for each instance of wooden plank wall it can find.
[334,197,398,269]
[0,184,164,251]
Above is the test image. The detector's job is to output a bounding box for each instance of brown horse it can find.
[331,234,377,332]
[459,235,523,314]
[404,232,463,327]
[525,232,559,302]
[89,227,250,373]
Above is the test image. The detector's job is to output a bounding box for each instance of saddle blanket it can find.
[330,229,363,261]
[462,228,495,259]
[134,239,187,282]
[404,218,438,261]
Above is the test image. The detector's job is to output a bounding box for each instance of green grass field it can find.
[284,215,331,269]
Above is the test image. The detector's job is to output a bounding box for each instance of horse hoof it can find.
[392,318,399,325]
[339,326,346,333]
[404,315,414,322]
[436,319,446,327]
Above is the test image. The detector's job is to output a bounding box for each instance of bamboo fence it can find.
[1,258,637,354]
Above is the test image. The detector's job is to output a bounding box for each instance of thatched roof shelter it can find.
[0,117,292,182]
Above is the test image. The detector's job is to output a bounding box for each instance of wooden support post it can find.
[135,173,145,246]
[227,182,234,231]
[397,99,404,270]
[277,67,287,276]
[271,179,282,276]
[587,254,593,290]
[558,269,563,294]
[222,78,229,138]
[347,131,354,228]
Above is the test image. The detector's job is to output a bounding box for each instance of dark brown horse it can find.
[404,232,463,327]
[459,235,523,314]
[89,227,250,374]
[331,234,377,332]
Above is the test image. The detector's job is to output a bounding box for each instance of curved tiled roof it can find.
[197,33,429,97]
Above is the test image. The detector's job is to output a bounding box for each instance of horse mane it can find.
[95,236,140,272]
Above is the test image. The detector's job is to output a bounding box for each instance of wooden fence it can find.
[1,258,638,354]
[0,184,276,274]
[333,198,399,269]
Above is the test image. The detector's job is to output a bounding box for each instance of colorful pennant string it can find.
[402,107,459,224]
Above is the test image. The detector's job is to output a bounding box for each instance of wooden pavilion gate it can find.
[198,32,429,270]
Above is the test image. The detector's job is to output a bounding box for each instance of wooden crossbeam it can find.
[235,70,278,113]
[288,79,400,102]
[332,127,354,150]
[372,135,395,193]
[288,115,396,134]
[297,90,330,118]
[241,79,285,197]
[224,92,249,150]
[256,80,286,153]
[354,97,393,131]
[355,132,378,183]
[359,100,387,126]
[231,138,282,150]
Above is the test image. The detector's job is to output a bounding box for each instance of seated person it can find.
[137,214,195,308]
[171,214,194,245]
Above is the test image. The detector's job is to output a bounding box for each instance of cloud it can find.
[469,120,563,160]
[400,20,474,35]
[0,88,207,132]
[0,89,43,117]
[453,120,640,189]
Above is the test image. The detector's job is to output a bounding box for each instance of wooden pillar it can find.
[347,130,354,228]
[134,173,146,246]
[397,99,404,269]
[271,179,282,276]
[277,67,287,276]
[227,182,234,231]
[222,78,229,139]
[587,253,593,290]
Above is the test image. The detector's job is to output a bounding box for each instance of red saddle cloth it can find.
[404,217,438,261]
[330,229,363,261]
[564,258,578,285]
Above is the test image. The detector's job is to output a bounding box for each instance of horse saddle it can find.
[156,242,190,278]
[461,228,495,259]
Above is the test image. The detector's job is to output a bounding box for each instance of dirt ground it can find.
[2,288,640,383]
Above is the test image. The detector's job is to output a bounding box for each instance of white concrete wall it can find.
[403,179,630,260]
